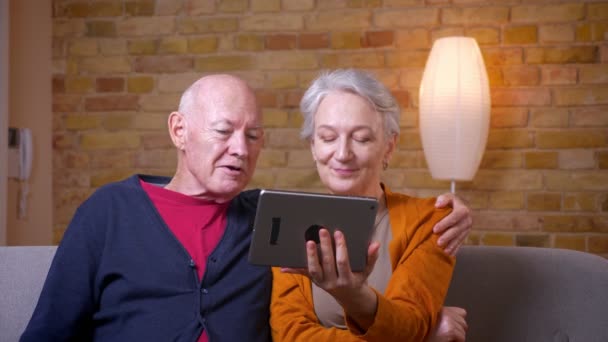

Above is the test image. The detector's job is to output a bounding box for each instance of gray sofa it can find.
[1,245,607,341]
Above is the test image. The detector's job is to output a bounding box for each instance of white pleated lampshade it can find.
[419,36,491,181]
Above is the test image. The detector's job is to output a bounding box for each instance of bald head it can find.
[178,74,258,119]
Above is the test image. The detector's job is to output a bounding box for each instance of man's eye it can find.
[215,129,231,135]
[354,137,371,143]
[246,133,260,141]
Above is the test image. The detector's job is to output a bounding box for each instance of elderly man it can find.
[21,74,470,341]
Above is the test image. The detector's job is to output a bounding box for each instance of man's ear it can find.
[168,111,187,150]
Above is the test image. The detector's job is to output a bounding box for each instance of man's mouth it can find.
[222,165,244,174]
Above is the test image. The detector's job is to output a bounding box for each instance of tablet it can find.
[248,189,378,272]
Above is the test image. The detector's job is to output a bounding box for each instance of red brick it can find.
[142,133,174,149]
[539,24,575,43]
[512,4,585,23]
[579,65,608,84]
[541,66,577,85]
[536,131,606,149]
[576,22,608,42]
[530,108,569,128]
[85,95,139,111]
[133,56,193,73]
[486,129,533,149]
[284,90,304,108]
[490,107,528,128]
[492,89,551,106]
[266,34,297,50]
[480,151,522,169]
[325,52,385,68]
[502,66,540,86]
[542,215,599,233]
[526,46,598,64]
[442,7,509,25]
[515,234,550,248]
[362,31,394,47]
[96,77,125,92]
[86,21,116,37]
[487,67,503,87]
[53,95,81,112]
[299,33,329,49]
[596,151,608,170]
[571,108,608,127]
[466,27,500,45]
[554,235,586,251]
[391,90,409,108]
[525,152,558,169]
[554,87,608,106]
[602,45,608,63]
[53,132,77,150]
[528,193,561,211]
[503,25,537,45]
[385,51,427,68]
[53,76,65,94]
[481,48,523,66]
[474,211,542,231]
[395,29,430,49]
[125,0,156,16]
[589,236,608,254]
[256,89,278,107]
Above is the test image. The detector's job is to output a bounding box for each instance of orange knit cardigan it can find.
[270,186,456,342]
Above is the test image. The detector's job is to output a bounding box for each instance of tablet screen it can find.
[248,189,378,272]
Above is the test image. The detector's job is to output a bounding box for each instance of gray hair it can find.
[300,69,401,140]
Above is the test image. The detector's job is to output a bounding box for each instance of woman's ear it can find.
[383,133,398,164]
[309,138,317,162]
[168,111,187,150]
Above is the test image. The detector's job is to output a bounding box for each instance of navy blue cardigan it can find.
[21,175,272,342]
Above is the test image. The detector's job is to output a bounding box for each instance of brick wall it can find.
[52,0,608,256]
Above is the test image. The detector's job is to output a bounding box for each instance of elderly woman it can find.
[270,69,468,341]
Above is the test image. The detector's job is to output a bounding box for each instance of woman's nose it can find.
[335,138,352,161]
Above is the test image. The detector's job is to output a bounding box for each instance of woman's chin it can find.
[325,182,362,197]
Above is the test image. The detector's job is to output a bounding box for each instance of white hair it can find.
[300,69,401,140]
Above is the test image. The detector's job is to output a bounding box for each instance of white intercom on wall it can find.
[8,127,33,218]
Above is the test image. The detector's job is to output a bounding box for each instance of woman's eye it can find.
[319,136,336,142]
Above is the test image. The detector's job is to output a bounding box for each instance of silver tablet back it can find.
[248,189,378,272]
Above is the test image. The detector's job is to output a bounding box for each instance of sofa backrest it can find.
[445,246,608,342]
[0,246,57,342]
[2,245,607,341]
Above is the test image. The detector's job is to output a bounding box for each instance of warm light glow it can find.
[419,36,491,182]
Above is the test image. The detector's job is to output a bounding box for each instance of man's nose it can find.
[229,132,248,158]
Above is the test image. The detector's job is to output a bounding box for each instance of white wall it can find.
[7,0,52,245]
[0,0,9,245]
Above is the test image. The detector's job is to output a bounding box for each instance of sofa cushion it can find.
[0,246,57,341]
[445,246,608,342]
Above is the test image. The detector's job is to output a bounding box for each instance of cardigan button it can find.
[201,288,208,294]
[189,259,196,268]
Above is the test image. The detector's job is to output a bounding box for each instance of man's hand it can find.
[433,193,472,256]
[427,306,467,342]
